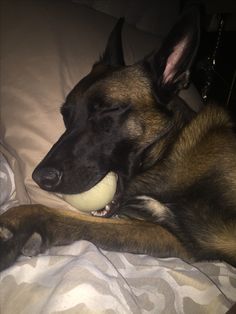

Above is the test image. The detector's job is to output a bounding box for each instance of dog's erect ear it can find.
[100,18,125,67]
[144,7,200,104]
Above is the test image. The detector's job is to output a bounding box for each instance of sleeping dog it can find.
[0,7,236,271]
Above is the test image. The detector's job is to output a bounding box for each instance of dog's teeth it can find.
[105,205,110,211]
[91,204,112,217]
[91,209,108,217]
[91,210,100,216]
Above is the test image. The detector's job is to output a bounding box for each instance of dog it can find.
[0,6,236,271]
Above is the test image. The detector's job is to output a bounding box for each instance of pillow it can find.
[0,0,202,210]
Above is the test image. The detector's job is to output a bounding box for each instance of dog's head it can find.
[33,7,200,199]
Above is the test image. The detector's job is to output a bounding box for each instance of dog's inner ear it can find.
[100,18,125,67]
[162,36,189,84]
[145,7,200,104]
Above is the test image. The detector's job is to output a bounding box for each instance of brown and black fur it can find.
[0,7,236,271]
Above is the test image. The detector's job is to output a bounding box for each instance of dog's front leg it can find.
[0,204,191,271]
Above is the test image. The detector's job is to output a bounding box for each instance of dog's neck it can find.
[150,105,232,191]
[140,96,196,170]
[171,104,233,159]
[125,104,232,202]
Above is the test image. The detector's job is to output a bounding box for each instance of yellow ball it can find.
[63,172,117,212]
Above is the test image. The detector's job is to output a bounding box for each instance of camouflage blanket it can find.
[0,240,236,313]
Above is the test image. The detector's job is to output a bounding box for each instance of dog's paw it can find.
[21,232,43,257]
[0,224,18,271]
[0,205,45,271]
[0,226,13,242]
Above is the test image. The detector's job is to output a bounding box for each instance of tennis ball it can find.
[63,172,117,212]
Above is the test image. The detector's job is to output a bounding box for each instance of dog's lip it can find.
[80,171,117,194]
[60,172,115,195]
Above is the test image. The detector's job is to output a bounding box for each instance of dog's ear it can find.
[100,18,125,67]
[144,7,200,104]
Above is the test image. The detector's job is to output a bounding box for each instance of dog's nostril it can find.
[32,167,62,190]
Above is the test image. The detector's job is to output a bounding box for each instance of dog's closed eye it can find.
[99,106,122,114]
[89,101,130,116]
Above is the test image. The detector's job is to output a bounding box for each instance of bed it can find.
[1,0,236,313]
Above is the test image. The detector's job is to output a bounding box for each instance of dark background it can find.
[184,0,236,120]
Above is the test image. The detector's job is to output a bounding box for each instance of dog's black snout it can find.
[32,167,62,190]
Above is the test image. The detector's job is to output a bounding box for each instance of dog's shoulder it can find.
[173,104,235,158]
[164,104,236,201]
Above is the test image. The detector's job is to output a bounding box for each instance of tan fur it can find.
[200,224,236,259]
[165,105,236,190]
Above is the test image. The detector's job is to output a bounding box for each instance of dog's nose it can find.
[32,167,62,190]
